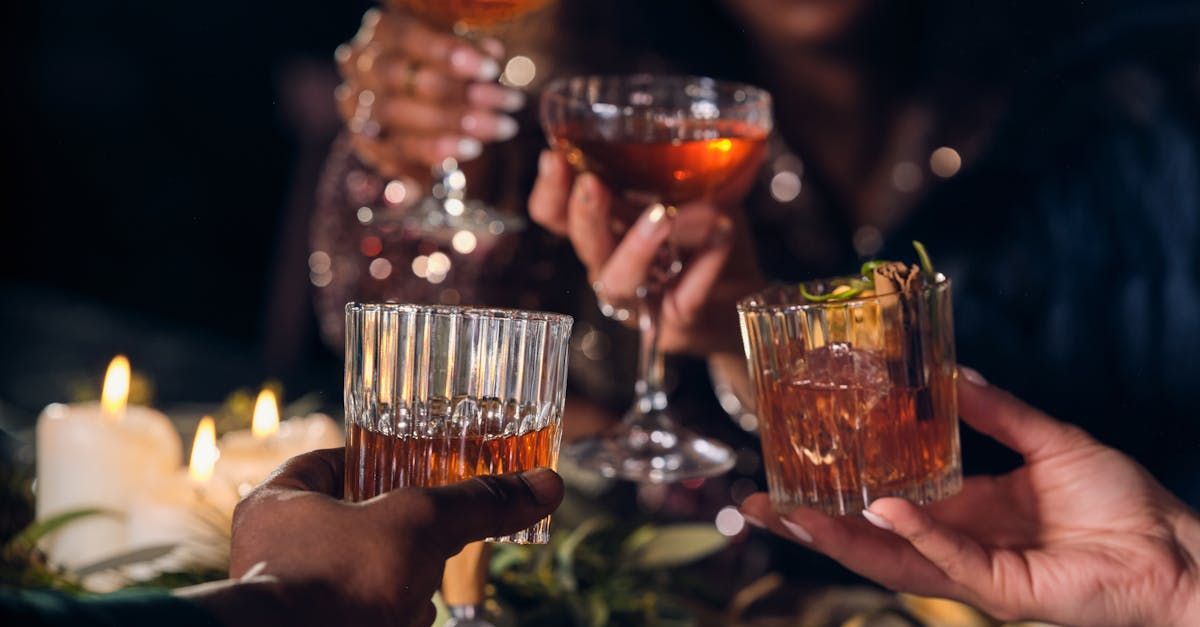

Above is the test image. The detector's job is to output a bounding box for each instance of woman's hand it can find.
[527,150,766,356]
[335,9,525,177]
[740,369,1200,626]
[182,448,564,627]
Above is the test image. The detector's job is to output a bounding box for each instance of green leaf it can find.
[912,240,935,276]
[618,524,657,558]
[554,516,611,592]
[625,524,728,571]
[488,543,533,577]
[11,508,112,550]
[860,259,892,279]
[73,544,179,577]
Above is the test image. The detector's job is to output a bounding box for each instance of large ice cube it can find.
[790,342,890,410]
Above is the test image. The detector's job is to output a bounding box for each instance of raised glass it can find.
[344,303,571,540]
[738,276,961,515]
[541,74,772,483]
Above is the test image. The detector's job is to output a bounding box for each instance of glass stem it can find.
[630,203,676,421]
[438,158,467,212]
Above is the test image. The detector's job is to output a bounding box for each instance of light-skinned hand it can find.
[740,369,1200,626]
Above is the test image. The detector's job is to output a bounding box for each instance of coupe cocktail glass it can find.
[738,275,961,515]
[541,75,772,482]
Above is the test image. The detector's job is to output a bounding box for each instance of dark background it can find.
[1,0,374,420]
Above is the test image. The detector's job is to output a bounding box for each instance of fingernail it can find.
[743,514,765,529]
[862,508,894,531]
[361,7,381,26]
[538,150,554,175]
[500,89,526,112]
[780,519,813,543]
[334,44,352,64]
[520,468,560,505]
[476,57,501,81]
[571,177,592,208]
[456,137,483,160]
[637,204,669,237]
[493,115,518,141]
[959,366,988,387]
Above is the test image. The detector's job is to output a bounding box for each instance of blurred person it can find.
[0,452,565,627]
[336,1,1200,497]
[739,367,1200,626]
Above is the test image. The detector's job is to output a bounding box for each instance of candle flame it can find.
[189,416,219,483]
[100,355,130,419]
[251,389,280,439]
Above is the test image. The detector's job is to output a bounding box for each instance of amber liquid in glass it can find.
[756,346,958,513]
[345,420,559,500]
[548,120,768,209]
[389,0,551,30]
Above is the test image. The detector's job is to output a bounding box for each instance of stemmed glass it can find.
[386,0,551,235]
[541,75,773,482]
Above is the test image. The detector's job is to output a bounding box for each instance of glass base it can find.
[446,605,496,627]
[769,465,964,517]
[565,407,735,483]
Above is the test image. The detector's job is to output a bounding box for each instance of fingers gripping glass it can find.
[541,75,772,482]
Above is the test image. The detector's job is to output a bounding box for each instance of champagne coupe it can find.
[387,0,552,234]
[541,75,773,482]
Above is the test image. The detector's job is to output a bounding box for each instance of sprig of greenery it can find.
[802,241,937,303]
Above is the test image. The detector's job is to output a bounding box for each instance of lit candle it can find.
[35,356,182,570]
[213,388,342,499]
[126,416,232,579]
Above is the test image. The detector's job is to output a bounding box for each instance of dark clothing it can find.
[891,6,1200,496]
[0,588,220,627]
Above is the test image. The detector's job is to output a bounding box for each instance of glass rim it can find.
[540,73,772,110]
[345,302,574,325]
[737,274,951,314]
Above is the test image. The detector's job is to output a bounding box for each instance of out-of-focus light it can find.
[451,230,477,254]
[439,288,461,304]
[715,506,745,537]
[384,180,408,205]
[310,271,332,287]
[853,225,883,256]
[446,170,467,190]
[368,257,392,279]
[930,147,962,178]
[360,236,383,257]
[427,252,451,275]
[412,255,430,278]
[444,198,465,216]
[891,161,922,192]
[501,56,536,87]
[770,171,802,202]
[308,251,331,273]
[356,206,374,224]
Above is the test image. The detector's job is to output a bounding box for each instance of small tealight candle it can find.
[213,388,342,499]
[36,356,182,570]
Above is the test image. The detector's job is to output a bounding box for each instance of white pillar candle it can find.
[35,356,182,571]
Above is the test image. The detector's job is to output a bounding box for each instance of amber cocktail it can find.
[343,303,572,542]
[738,263,961,515]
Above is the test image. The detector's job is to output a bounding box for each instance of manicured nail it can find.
[456,138,483,160]
[862,508,894,531]
[519,468,561,505]
[636,205,668,238]
[450,47,500,81]
[571,177,592,208]
[780,519,813,543]
[743,514,765,529]
[959,366,988,387]
[493,115,518,141]
[334,44,352,64]
[476,57,501,81]
[538,150,554,175]
[499,89,526,112]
